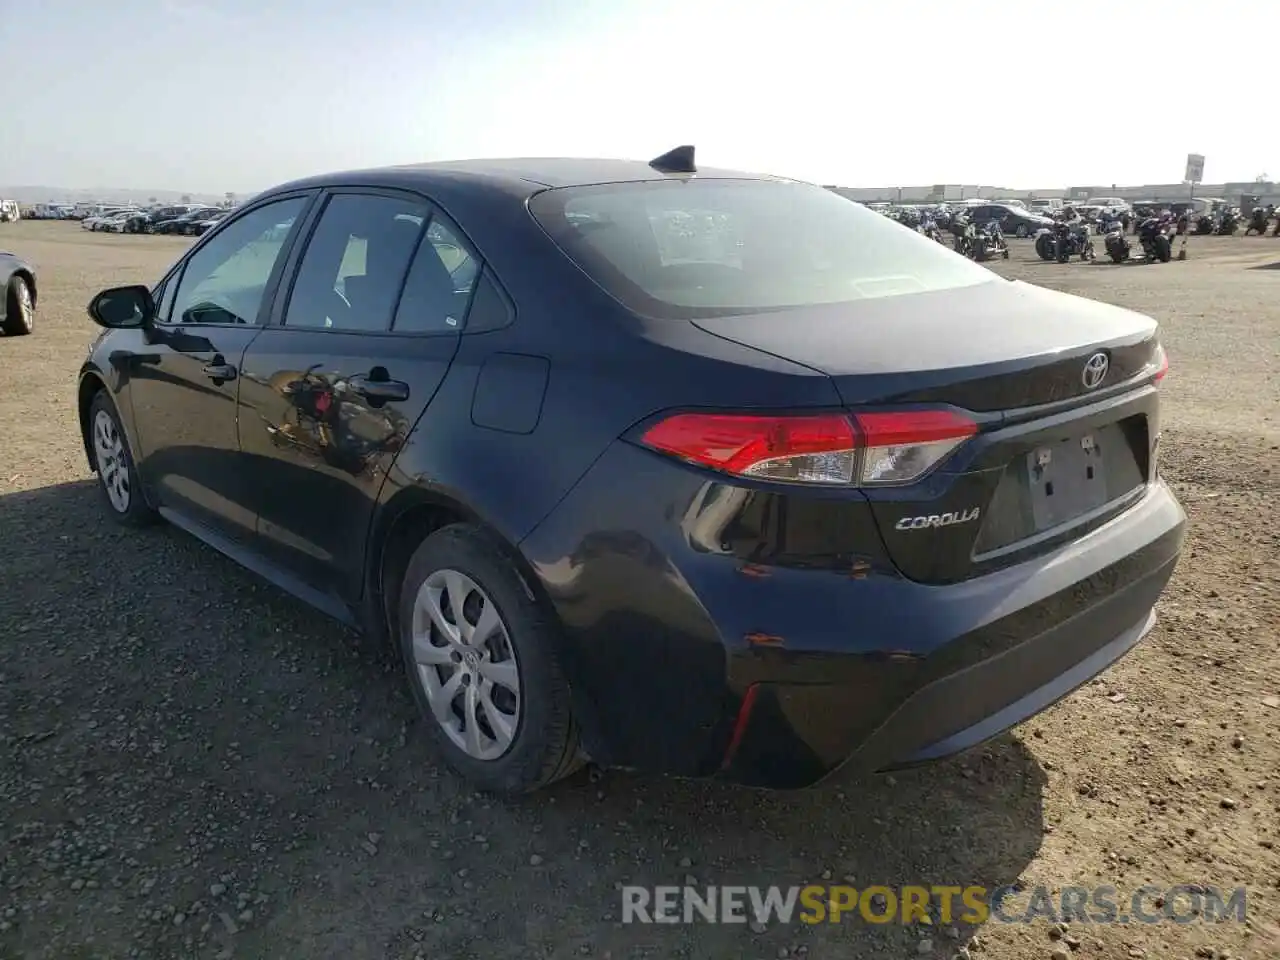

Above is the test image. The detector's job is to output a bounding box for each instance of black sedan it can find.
[77,149,1185,794]
[1,250,36,336]
[964,203,1056,238]
[153,209,218,235]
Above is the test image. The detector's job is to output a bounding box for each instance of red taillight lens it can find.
[639,409,976,486]
[640,413,859,484]
[1153,343,1169,382]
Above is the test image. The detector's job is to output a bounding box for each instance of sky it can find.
[3,0,1274,195]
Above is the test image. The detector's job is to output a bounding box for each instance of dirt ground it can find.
[0,222,1277,960]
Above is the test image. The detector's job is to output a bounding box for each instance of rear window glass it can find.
[528,180,995,319]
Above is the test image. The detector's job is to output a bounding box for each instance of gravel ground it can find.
[1,222,1277,960]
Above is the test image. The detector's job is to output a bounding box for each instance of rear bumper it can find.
[721,539,1176,787]
[520,439,1186,789]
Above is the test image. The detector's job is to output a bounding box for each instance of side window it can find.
[167,197,306,326]
[153,274,178,323]
[284,194,429,332]
[463,269,514,333]
[392,216,480,334]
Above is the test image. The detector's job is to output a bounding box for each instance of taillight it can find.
[639,409,976,486]
[1153,343,1169,382]
[854,410,977,485]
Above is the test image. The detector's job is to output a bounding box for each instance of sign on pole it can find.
[1184,153,1205,184]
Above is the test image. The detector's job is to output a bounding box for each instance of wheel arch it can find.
[365,485,555,654]
[9,267,36,305]
[77,370,109,470]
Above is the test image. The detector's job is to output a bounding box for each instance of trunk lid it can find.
[691,279,1159,411]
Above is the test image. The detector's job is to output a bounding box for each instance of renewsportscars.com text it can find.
[621,884,1248,926]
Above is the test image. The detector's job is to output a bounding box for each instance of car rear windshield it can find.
[528,179,996,319]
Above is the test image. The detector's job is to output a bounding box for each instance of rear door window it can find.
[283,193,429,333]
[529,180,994,319]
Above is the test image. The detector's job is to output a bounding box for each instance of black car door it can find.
[124,193,314,543]
[236,188,482,603]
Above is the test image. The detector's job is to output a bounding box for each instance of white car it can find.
[89,211,138,232]
[1084,197,1132,217]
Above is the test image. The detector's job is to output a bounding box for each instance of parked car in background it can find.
[190,209,230,236]
[965,202,1055,237]
[100,212,140,233]
[154,208,219,235]
[1084,197,1132,217]
[77,150,1184,795]
[84,209,138,231]
[0,250,36,336]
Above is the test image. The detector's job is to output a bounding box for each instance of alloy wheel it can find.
[411,568,521,760]
[93,409,130,512]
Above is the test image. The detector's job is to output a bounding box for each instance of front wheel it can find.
[2,275,34,336]
[1154,235,1172,262]
[88,391,158,527]
[1035,234,1054,261]
[398,524,582,795]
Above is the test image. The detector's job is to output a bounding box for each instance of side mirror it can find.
[88,285,155,329]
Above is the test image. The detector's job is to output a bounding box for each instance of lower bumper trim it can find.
[900,608,1154,764]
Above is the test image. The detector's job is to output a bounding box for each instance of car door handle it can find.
[348,374,409,403]
[202,361,237,381]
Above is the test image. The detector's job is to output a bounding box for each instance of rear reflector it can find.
[640,409,976,486]
[1153,343,1169,382]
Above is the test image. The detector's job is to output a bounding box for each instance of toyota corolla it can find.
[77,147,1185,794]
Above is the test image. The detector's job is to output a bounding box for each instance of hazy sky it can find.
[5,0,1274,194]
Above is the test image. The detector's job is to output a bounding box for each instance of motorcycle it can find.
[1136,215,1175,262]
[969,220,1010,262]
[920,217,946,244]
[1193,214,1216,236]
[1215,210,1239,236]
[951,214,976,257]
[1245,209,1270,236]
[1104,222,1131,263]
[1035,220,1094,262]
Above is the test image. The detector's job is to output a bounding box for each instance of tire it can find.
[398,523,582,795]
[1154,235,1172,263]
[973,242,988,262]
[88,391,157,527]
[2,275,34,336]
[1035,234,1054,261]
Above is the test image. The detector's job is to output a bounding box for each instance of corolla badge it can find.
[1082,352,1109,390]
[894,507,981,531]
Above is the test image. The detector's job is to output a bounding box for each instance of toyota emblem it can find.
[1082,352,1109,390]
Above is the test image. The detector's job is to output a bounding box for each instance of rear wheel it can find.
[2,275,34,336]
[398,524,582,795]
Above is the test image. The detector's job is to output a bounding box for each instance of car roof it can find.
[266,157,780,202]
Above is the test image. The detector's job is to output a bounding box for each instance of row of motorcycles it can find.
[1179,205,1278,237]
[918,205,1279,267]
[1030,213,1175,264]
